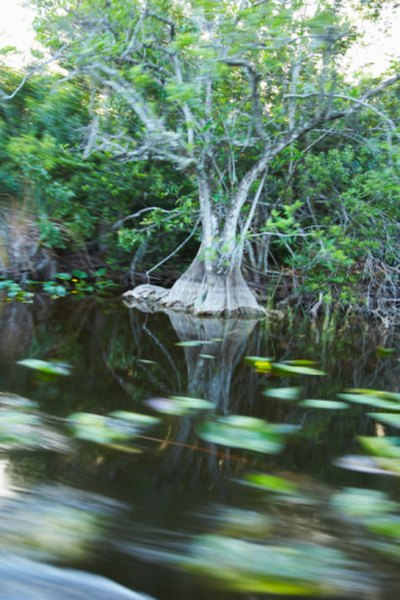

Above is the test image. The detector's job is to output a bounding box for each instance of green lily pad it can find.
[300,399,349,410]
[146,396,213,416]
[182,535,367,596]
[272,363,326,376]
[263,387,302,401]
[338,394,400,411]
[368,413,400,429]
[244,473,298,495]
[17,359,71,376]
[175,340,214,347]
[197,415,297,454]
[346,388,400,402]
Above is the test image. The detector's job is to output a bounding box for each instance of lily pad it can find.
[272,363,326,376]
[137,359,157,365]
[109,411,160,427]
[197,415,297,454]
[284,360,317,366]
[146,396,213,416]
[331,488,397,518]
[300,399,349,410]
[358,436,400,459]
[182,535,369,596]
[338,394,400,411]
[175,340,214,347]
[335,454,400,476]
[263,387,302,401]
[68,413,129,444]
[368,413,400,429]
[17,359,71,376]
[244,473,298,495]
[68,410,158,446]
[346,388,400,402]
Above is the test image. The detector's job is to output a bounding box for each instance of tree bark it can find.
[124,171,266,317]
[124,241,265,317]
[162,249,264,316]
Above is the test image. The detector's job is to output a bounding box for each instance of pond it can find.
[0,296,399,599]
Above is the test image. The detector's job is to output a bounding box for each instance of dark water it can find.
[0,297,400,599]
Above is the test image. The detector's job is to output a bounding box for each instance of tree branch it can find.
[220,58,266,140]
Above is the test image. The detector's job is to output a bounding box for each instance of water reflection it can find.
[0,483,122,562]
[0,554,152,600]
[168,312,258,413]
[0,299,399,598]
[0,460,17,498]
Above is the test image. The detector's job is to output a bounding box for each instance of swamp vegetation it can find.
[0,0,400,597]
[0,298,400,597]
[0,0,399,319]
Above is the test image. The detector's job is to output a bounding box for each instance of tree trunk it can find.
[123,244,265,317]
[124,173,266,317]
[161,244,265,317]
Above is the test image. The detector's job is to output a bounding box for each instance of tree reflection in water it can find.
[0,300,399,598]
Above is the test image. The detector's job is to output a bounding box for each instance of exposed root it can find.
[123,262,266,318]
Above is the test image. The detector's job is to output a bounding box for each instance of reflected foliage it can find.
[0,301,399,598]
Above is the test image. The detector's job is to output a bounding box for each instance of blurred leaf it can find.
[215,507,272,538]
[331,488,397,519]
[108,411,160,427]
[72,269,88,279]
[272,364,326,376]
[254,361,272,372]
[346,389,400,402]
[0,484,118,562]
[300,399,349,410]
[0,411,42,448]
[376,346,395,358]
[17,359,71,376]
[175,340,214,347]
[338,394,400,411]
[245,356,274,364]
[197,416,297,454]
[0,396,66,451]
[68,412,129,444]
[284,360,317,366]
[368,413,400,429]
[358,436,400,459]
[263,387,302,401]
[245,356,275,372]
[335,454,400,476]
[366,516,400,539]
[244,473,298,494]
[182,535,368,595]
[146,396,213,416]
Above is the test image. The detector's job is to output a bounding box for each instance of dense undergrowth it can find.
[1,64,399,322]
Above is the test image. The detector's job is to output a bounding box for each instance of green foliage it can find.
[68,410,159,449]
[17,358,71,376]
[245,356,326,376]
[197,415,298,454]
[1,0,399,315]
[0,66,195,280]
[0,280,34,302]
[0,269,116,303]
[263,140,400,311]
[146,396,214,416]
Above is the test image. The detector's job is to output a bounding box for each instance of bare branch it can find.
[220,58,266,140]
[0,51,66,101]
[284,90,399,133]
[146,219,200,276]
[112,207,177,230]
